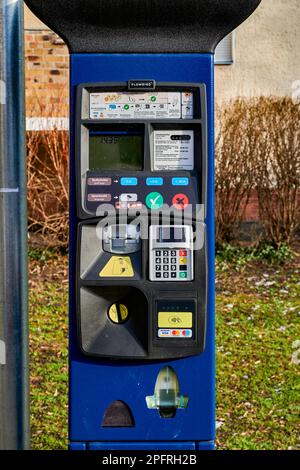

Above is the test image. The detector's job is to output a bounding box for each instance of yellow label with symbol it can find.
[158,312,193,328]
[99,256,134,278]
[108,303,129,324]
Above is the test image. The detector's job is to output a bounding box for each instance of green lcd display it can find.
[89,134,143,170]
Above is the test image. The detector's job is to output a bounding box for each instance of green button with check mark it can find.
[146,192,164,210]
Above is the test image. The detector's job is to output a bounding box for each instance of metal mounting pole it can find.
[0,0,29,450]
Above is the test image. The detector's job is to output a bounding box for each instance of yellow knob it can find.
[108,303,129,324]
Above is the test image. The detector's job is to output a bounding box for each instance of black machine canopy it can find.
[25,0,262,54]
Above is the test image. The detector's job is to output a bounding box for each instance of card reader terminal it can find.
[149,225,193,281]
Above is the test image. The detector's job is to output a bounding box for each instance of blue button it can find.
[172,177,189,186]
[120,177,138,186]
[146,177,164,186]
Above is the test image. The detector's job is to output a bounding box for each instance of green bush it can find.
[216,242,294,269]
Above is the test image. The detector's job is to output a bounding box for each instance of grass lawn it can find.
[29,249,300,450]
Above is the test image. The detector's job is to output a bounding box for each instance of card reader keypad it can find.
[154,249,189,280]
[149,226,194,282]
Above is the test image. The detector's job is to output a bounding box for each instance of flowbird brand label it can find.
[128,79,156,90]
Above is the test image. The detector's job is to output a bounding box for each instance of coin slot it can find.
[108,303,129,324]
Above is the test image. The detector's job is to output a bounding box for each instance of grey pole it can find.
[0,0,29,449]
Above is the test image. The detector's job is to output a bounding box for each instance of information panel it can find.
[89,92,193,120]
[153,130,194,171]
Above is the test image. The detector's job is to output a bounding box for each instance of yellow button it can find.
[158,312,192,328]
[179,257,187,265]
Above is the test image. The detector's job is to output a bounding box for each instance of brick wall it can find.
[244,191,260,221]
[25,30,69,116]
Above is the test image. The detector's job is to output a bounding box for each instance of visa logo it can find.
[158,329,171,337]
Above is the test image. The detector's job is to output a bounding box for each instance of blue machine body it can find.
[23,0,262,452]
[69,54,215,448]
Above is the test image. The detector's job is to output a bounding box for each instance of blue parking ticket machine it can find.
[25,0,262,451]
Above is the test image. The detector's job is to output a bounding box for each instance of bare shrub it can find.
[27,130,69,247]
[216,97,300,247]
[215,100,259,245]
[26,91,69,248]
[254,97,300,246]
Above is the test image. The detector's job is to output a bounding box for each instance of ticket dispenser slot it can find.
[103,224,141,255]
[146,366,188,418]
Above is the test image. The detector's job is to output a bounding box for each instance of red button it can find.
[179,250,187,257]
[172,194,189,210]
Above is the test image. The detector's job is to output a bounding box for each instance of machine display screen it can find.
[158,227,186,243]
[89,133,143,170]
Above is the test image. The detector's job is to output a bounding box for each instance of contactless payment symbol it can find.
[146,192,164,210]
[172,193,189,210]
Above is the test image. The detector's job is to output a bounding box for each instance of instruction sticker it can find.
[181,92,194,119]
[89,92,193,120]
[153,130,194,171]
[99,256,134,278]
